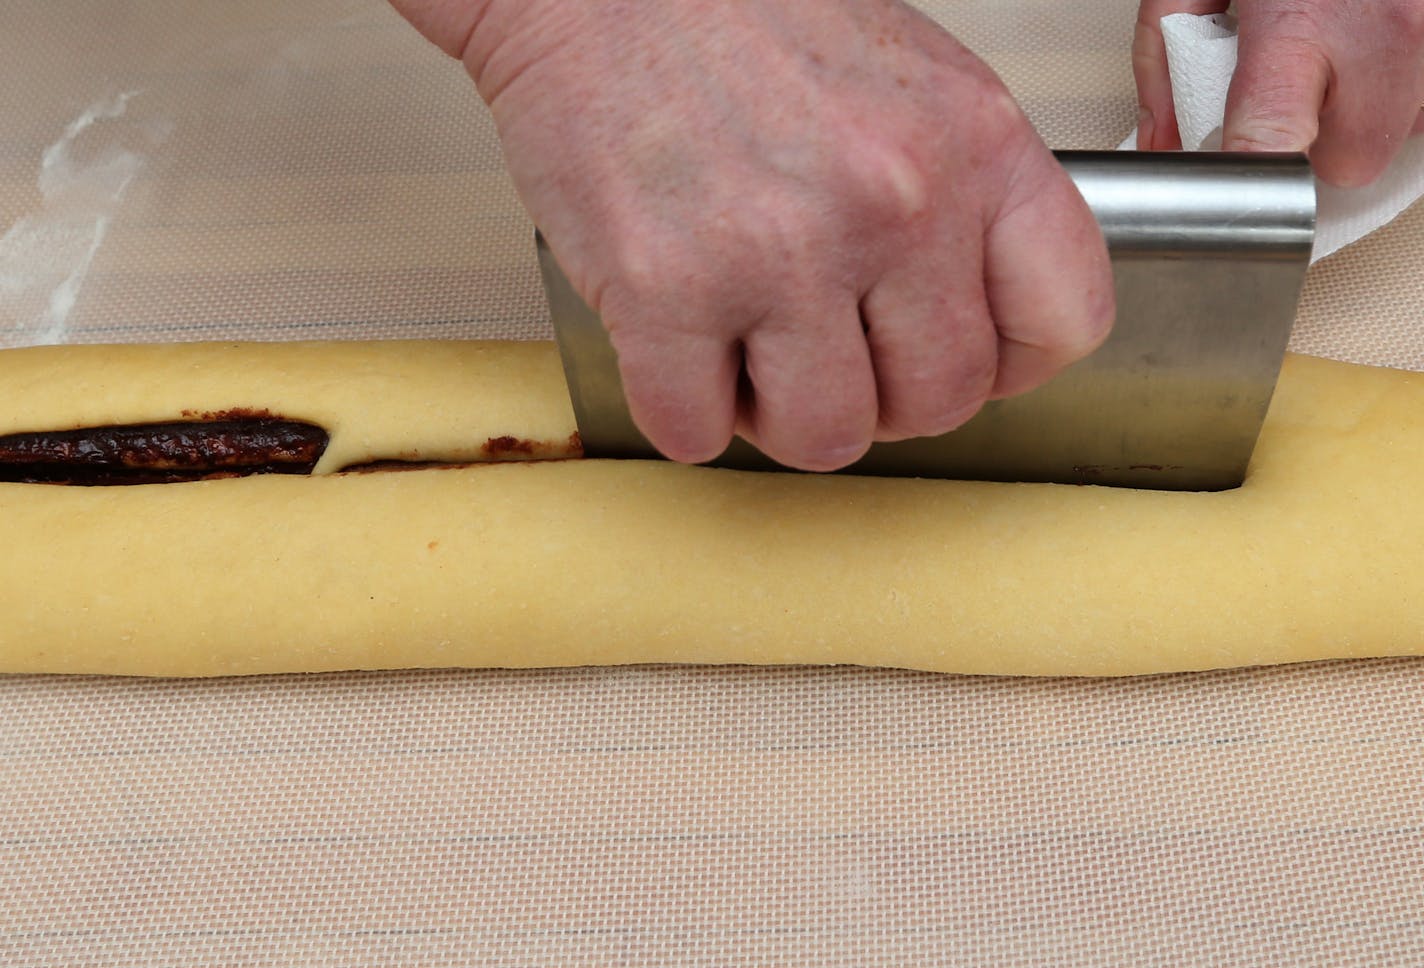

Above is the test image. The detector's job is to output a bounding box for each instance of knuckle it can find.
[601,230,674,307]
[845,140,932,225]
[879,346,996,440]
[743,348,876,472]
[1131,39,1164,76]
[969,83,1033,157]
[1265,2,1329,38]
[1227,112,1320,151]
[1130,16,1165,63]
[601,236,746,335]
[920,64,1034,183]
[1236,8,1330,83]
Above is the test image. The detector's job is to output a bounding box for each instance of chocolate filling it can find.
[0,420,330,485]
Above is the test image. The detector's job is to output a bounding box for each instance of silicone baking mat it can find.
[3,2,1422,964]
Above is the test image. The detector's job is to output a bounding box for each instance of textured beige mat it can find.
[2,1,1422,965]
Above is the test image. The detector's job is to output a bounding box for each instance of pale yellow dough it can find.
[0,341,1419,677]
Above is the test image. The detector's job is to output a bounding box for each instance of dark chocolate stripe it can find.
[0,420,329,485]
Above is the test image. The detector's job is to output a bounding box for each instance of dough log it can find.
[0,341,1419,678]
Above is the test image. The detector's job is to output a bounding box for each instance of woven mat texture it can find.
[2,1,1422,965]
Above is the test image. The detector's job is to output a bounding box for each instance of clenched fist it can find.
[393,0,1114,470]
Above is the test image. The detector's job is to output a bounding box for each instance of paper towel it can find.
[1120,12,1424,263]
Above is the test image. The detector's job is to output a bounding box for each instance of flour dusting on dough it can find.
[0,91,162,344]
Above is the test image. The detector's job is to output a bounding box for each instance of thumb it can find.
[1222,15,1329,152]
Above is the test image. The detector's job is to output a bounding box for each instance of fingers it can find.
[858,147,1113,449]
[1220,10,1329,159]
[608,317,741,464]
[1225,3,1424,186]
[1311,66,1424,187]
[983,152,1115,400]
[638,153,1112,470]
[1132,0,1231,149]
[1295,9,1424,187]
[737,305,879,472]
[1140,0,1420,185]
[615,294,881,473]
[859,247,998,443]
[741,164,1113,463]
[614,174,1112,472]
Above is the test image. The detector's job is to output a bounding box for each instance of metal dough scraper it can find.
[538,151,1315,491]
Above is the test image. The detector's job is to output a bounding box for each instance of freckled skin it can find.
[389,0,1423,472]
[391,0,1115,471]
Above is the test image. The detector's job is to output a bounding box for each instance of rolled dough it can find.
[0,341,1419,677]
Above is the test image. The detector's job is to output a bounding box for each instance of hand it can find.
[393,0,1113,471]
[1135,0,1424,186]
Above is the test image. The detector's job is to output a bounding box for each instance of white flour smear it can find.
[0,91,159,344]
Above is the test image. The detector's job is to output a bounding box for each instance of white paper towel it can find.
[1120,12,1424,263]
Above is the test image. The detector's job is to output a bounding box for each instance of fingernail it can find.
[1137,107,1155,149]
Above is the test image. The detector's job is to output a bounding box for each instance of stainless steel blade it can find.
[537,151,1316,490]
